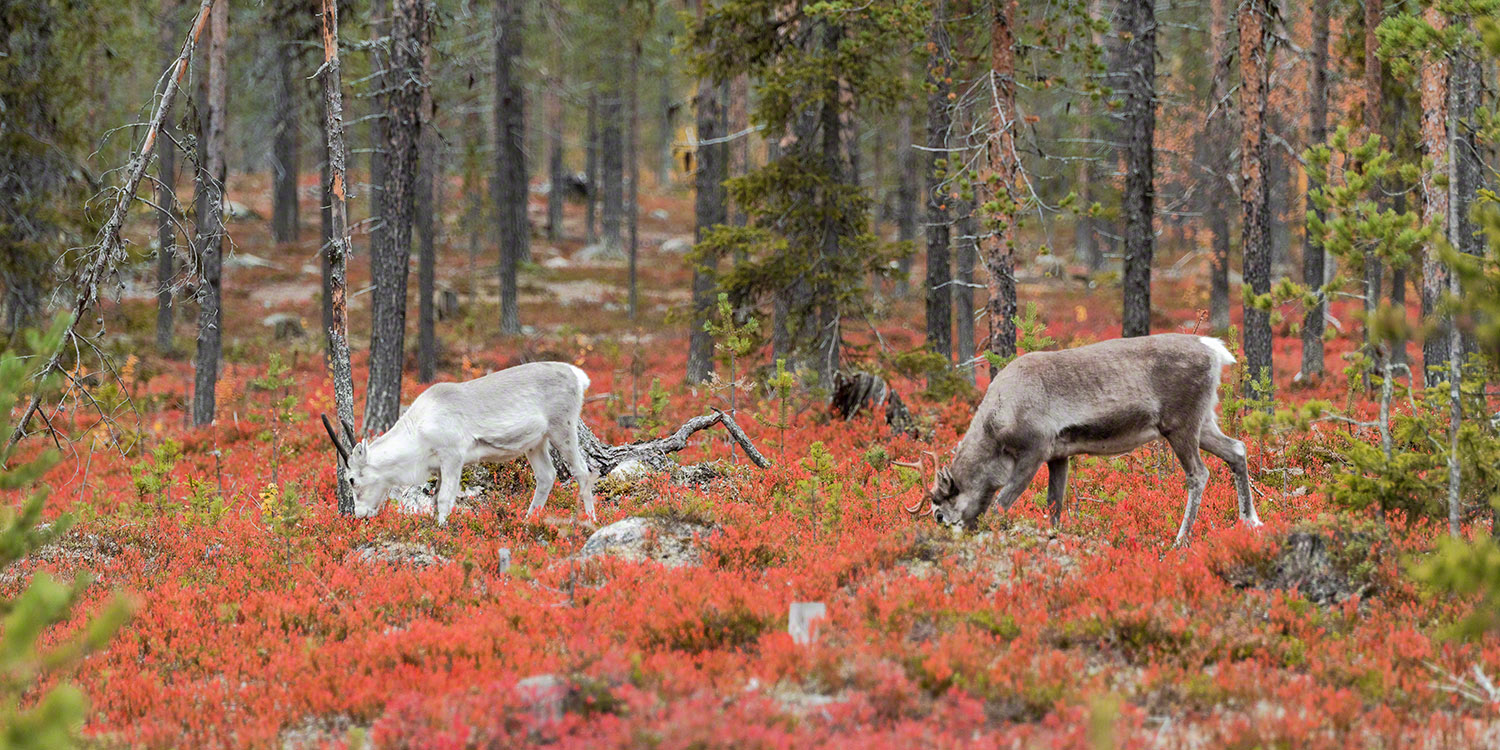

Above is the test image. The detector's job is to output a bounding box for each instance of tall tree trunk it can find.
[320,0,357,513]
[659,73,675,187]
[1419,7,1450,387]
[191,0,228,427]
[1239,0,1273,399]
[155,0,179,356]
[896,93,918,299]
[545,30,565,242]
[320,93,334,363]
[496,0,526,334]
[924,0,952,360]
[1451,32,1481,363]
[271,46,301,245]
[686,33,725,384]
[1118,0,1155,338]
[586,92,599,244]
[1300,0,1329,379]
[364,0,427,434]
[956,207,978,382]
[979,0,1019,368]
[601,80,625,254]
[628,45,642,319]
[417,44,438,383]
[1207,0,1233,332]
[1363,0,1384,383]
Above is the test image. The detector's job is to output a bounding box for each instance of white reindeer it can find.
[322,361,599,524]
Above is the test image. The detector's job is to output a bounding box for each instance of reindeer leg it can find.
[1199,418,1259,527]
[992,452,1046,514]
[523,442,557,522]
[1166,431,1210,547]
[1046,457,1069,528]
[551,420,598,524]
[433,458,463,526]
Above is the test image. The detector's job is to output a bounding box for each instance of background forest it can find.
[2,0,1500,746]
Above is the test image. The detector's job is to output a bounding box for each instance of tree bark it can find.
[1300,0,1329,379]
[896,93,919,299]
[154,0,180,356]
[586,92,599,244]
[364,0,427,434]
[924,0,952,361]
[495,0,526,335]
[545,53,565,242]
[319,0,357,513]
[416,44,438,384]
[1207,0,1233,332]
[1419,7,1450,387]
[979,0,1020,367]
[628,44,642,319]
[601,80,625,254]
[686,54,725,384]
[271,45,301,245]
[1363,0,1384,383]
[191,0,228,427]
[1118,0,1155,339]
[1239,0,1273,399]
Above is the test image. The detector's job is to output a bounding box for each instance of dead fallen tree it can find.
[552,408,771,480]
[831,371,917,436]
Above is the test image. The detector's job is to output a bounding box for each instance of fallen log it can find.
[551,408,771,480]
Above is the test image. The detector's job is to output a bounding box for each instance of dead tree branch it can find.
[7,0,217,449]
[552,409,772,480]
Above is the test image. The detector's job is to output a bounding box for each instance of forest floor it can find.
[8,172,1500,748]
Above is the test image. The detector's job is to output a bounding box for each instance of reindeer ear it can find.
[933,469,954,497]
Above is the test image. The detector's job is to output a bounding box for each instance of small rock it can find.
[349,541,448,567]
[515,674,567,724]
[261,313,304,340]
[659,236,693,254]
[577,517,717,568]
[225,252,277,270]
[788,601,827,646]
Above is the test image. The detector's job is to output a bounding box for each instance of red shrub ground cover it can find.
[5,182,1498,748]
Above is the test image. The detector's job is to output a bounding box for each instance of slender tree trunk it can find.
[924,0,952,360]
[1363,0,1384,384]
[1119,0,1155,338]
[586,92,599,244]
[545,31,565,242]
[191,0,227,427]
[154,0,179,356]
[956,207,978,381]
[1239,0,1273,399]
[1300,0,1329,379]
[658,72,674,188]
[601,79,625,254]
[1207,0,1232,332]
[979,0,1019,367]
[686,33,724,384]
[1419,7,1450,386]
[364,0,427,434]
[320,93,334,362]
[319,0,357,513]
[417,44,437,383]
[495,0,526,334]
[896,93,918,299]
[271,46,301,244]
[628,44,642,319]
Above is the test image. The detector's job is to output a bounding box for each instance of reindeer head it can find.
[897,451,999,529]
[322,414,396,519]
